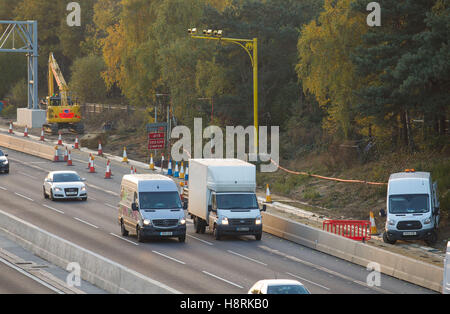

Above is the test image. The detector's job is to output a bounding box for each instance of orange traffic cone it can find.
[122,147,128,163]
[265,184,272,203]
[23,126,28,137]
[180,162,185,179]
[98,141,103,156]
[67,150,73,166]
[161,154,165,173]
[87,154,92,169]
[40,128,45,141]
[57,131,62,145]
[89,157,95,173]
[105,160,112,179]
[370,211,378,235]
[130,166,134,174]
[8,121,13,134]
[64,147,68,162]
[74,136,79,149]
[53,146,59,162]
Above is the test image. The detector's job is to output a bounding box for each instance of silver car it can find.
[248,279,311,294]
[43,171,87,201]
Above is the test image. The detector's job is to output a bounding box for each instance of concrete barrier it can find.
[0,133,55,161]
[0,209,180,294]
[262,211,443,293]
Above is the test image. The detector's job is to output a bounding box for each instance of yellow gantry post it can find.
[189,31,259,155]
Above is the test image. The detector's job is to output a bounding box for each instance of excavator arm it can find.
[48,52,69,106]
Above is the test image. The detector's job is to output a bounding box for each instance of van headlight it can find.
[255,217,262,225]
[423,218,431,225]
[143,219,151,226]
[179,218,186,225]
[221,217,229,225]
[387,219,396,226]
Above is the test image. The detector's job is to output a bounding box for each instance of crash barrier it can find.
[270,159,387,186]
[323,220,371,241]
[261,211,443,293]
[0,209,180,294]
[0,133,55,161]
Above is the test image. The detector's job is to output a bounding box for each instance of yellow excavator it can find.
[42,52,84,134]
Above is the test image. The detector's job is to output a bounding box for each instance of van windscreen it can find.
[389,194,429,214]
[139,192,182,210]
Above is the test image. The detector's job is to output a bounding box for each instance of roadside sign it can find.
[149,132,165,150]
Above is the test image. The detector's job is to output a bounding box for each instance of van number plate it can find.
[237,227,249,232]
[160,232,173,236]
[403,232,417,236]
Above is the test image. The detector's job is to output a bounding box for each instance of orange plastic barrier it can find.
[323,220,371,241]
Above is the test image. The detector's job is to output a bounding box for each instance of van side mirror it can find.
[208,205,212,212]
[132,203,139,211]
[4,154,7,157]
[261,204,267,212]
[183,201,188,210]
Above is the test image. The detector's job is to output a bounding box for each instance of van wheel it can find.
[383,232,396,245]
[199,220,206,234]
[120,220,129,237]
[214,225,221,241]
[255,232,262,241]
[43,187,48,199]
[425,230,438,246]
[136,227,145,243]
[194,217,200,233]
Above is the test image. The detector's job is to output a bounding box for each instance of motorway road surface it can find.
[0,148,436,294]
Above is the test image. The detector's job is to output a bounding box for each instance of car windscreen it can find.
[53,173,81,182]
[139,192,182,210]
[216,193,258,210]
[266,284,310,294]
[389,194,429,214]
[0,150,4,156]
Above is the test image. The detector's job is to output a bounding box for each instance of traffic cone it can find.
[74,136,79,149]
[161,154,165,174]
[40,128,45,141]
[53,146,59,162]
[8,121,13,134]
[87,154,92,169]
[134,167,137,174]
[122,147,128,163]
[149,154,154,170]
[105,160,112,179]
[265,184,272,203]
[184,165,189,182]
[64,147,68,162]
[174,162,179,178]
[180,162,185,179]
[89,157,95,173]
[67,150,73,166]
[167,158,173,176]
[370,211,378,235]
[130,166,134,174]
[23,126,28,137]
[57,131,62,145]
[98,141,103,156]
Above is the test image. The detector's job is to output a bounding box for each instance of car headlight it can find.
[179,218,186,225]
[54,187,62,192]
[143,219,151,226]
[81,186,86,192]
[221,217,229,225]
[255,217,262,225]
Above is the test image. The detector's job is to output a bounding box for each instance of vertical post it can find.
[253,38,258,156]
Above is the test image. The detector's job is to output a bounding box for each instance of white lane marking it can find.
[0,256,65,294]
[109,233,139,246]
[286,272,331,291]
[202,271,244,289]
[42,204,65,214]
[227,250,267,266]
[18,171,37,179]
[0,186,7,191]
[85,183,119,196]
[89,197,97,201]
[152,251,186,265]
[186,234,213,246]
[14,192,34,202]
[73,217,99,229]
[104,203,116,209]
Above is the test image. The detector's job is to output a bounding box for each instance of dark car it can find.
[0,149,9,174]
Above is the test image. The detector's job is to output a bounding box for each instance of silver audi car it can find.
[43,171,87,201]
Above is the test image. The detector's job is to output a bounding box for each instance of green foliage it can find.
[70,55,107,103]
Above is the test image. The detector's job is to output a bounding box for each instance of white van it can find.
[118,174,186,243]
[383,170,440,245]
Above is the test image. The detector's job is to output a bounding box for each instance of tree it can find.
[70,55,107,103]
